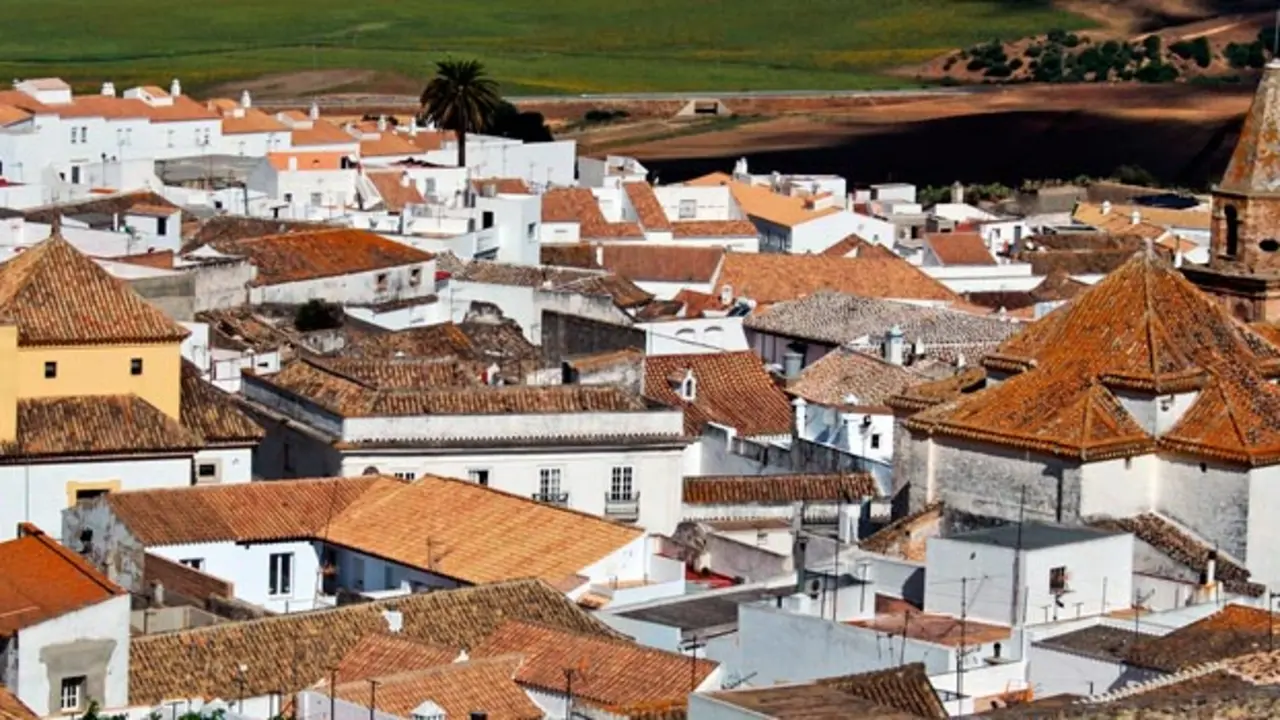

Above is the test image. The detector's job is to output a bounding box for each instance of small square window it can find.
[467,468,490,486]
[130,358,143,375]
[376,273,389,291]
[75,488,109,505]
[197,463,218,480]
[409,268,422,286]
[870,434,881,449]
[1049,566,1068,594]
[44,361,57,379]
[60,676,85,712]
[180,558,204,571]
[394,471,416,480]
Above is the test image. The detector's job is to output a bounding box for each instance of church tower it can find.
[1183,60,1280,321]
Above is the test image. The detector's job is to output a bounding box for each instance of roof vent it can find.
[382,609,403,633]
[101,82,116,97]
[240,90,251,108]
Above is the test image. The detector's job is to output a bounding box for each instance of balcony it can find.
[532,491,570,507]
[604,493,640,522]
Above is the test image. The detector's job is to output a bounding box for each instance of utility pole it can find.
[1270,591,1280,652]
[367,679,380,720]
[958,577,968,700]
[563,668,575,720]
[1011,485,1026,627]
[329,668,337,720]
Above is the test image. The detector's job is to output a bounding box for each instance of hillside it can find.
[0,0,1092,95]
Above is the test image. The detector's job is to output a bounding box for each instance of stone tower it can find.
[1183,60,1280,321]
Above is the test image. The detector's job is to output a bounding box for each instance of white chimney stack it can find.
[595,244,604,267]
[101,82,116,97]
[400,172,411,188]
[170,78,181,97]
[884,324,905,366]
[377,114,388,132]
[1101,200,1112,215]
[1130,209,1141,225]
[287,156,298,171]
[1204,550,1217,586]
[240,90,252,108]
[309,102,320,121]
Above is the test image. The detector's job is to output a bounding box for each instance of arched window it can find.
[1225,204,1240,258]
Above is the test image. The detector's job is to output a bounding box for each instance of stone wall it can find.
[540,310,644,363]
[917,436,1082,524]
[128,274,195,321]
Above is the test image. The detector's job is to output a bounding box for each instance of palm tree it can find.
[419,59,502,168]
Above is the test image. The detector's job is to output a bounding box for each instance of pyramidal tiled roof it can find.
[0,233,189,346]
[908,250,1280,464]
[1220,60,1280,194]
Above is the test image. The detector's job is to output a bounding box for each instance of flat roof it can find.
[947,522,1121,551]
[612,583,794,632]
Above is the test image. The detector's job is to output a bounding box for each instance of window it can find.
[1049,566,1067,594]
[130,357,143,375]
[756,530,768,547]
[166,129,174,148]
[527,222,537,239]
[409,268,422,286]
[157,216,168,235]
[467,468,490,486]
[376,273,389,291]
[678,198,697,219]
[70,166,80,184]
[1226,205,1240,257]
[610,466,633,501]
[310,192,323,206]
[60,676,85,712]
[79,127,87,143]
[482,210,494,229]
[75,488,109,505]
[283,192,293,203]
[282,442,295,473]
[870,434,881,449]
[44,361,57,379]
[538,467,562,497]
[196,463,219,482]
[268,552,293,596]
[424,178,437,195]
[393,471,416,480]
[180,558,204,571]
[383,564,395,589]
[70,127,78,145]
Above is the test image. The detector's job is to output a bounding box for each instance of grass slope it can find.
[0,0,1091,94]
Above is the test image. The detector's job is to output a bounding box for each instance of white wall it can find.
[16,594,131,715]
[1027,642,1161,699]
[1,456,191,542]
[847,212,897,246]
[194,447,254,485]
[640,318,747,356]
[654,186,739,221]
[248,260,436,307]
[150,539,322,613]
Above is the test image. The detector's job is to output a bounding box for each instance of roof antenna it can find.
[1273,6,1279,60]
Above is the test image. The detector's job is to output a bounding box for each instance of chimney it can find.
[951,181,964,204]
[883,324,904,365]
[169,78,181,97]
[101,82,116,97]
[792,396,807,434]
[409,120,419,137]
[1101,200,1112,215]
[287,156,298,171]
[1175,249,1184,268]
[377,114,388,132]
[718,283,733,306]
[1130,209,1141,225]
[595,244,604,267]
[400,172,411,188]
[783,350,803,380]
[1202,550,1217,586]
[793,533,809,592]
[150,580,165,607]
[309,102,320,120]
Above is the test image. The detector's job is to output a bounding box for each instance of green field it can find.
[0,0,1092,95]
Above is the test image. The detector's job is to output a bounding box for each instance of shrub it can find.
[1142,34,1162,59]
[1008,58,1024,72]
[1135,61,1179,83]
[1170,37,1210,66]
[1047,28,1068,44]
[295,300,342,332]
[1025,44,1043,58]
[1063,33,1081,48]
[1225,41,1263,69]
[583,108,630,123]
[985,63,1012,78]
[1113,164,1158,187]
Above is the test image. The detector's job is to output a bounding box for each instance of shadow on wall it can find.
[643,110,1244,191]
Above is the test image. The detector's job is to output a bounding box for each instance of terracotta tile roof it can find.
[23,190,178,224]
[1128,604,1277,672]
[291,119,358,147]
[143,552,233,603]
[332,634,462,684]
[565,347,644,373]
[0,525,125,637]
[909,251,1280,463]
[54,95,151,120]
[129,578,619,705]
[104,476,391,545]
[311,356,482,389]
[339,320,476,359]
[556,272,654,308]
[471,177,531,195]
[684,173,842,228]
[821,234,896,258]
[858,504,943,562]
[323,475,644,584]
[714,253,957,305]
[789,347,930,409]
[850,608,1010,648]
[1034,625,1146,664]
[709,663,945,719]
[0,234,188,345]
[888,366,988,414]
[7,395,202,459]
[683,473,877,505]
[451,257,652,307]
[925,232,995,266]
[0,104,31,127]
[623,182,672,231]
[212,228,433,286]
[330,656,541,720]
[546,244,724,284]
[1012,233,1171,276]
[198,308,295,352]
[1073,201,1210,232]
[220,107,289,135]
[144,95,221,123]
[179,360,264,445]
[0,687,37,720]
[267,151,348,171]
[406,129,455,151]
[670,220,758,238]
[962,269,1088,314]
[1088,513,1264,597]
[671,289,727,319]
[644,352,794,436]
[745,291,1016,349]
[184,216,340,251]
[359,132,423,158]
[264,357,645,417]
[472,619,717,707]
[113,249,176,270]
[541,188,644,239]
[365,170,425,212]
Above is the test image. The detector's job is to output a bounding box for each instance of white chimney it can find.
[170,78,181,97]
[240,90,252,108]
[884,324,904,366]
[1130,209,1141,225]
[1101,200,1112,215]
[400,172,411,188]
[1175,249,1184,268]
[783,350,803,380]
[409,121,418,137]
[287,156,298,171]
[1204,550,1217,586]
[101,82,116,97]
[377,114,388,132]
[951,181,964,204]
[595,244,604,267]
[718,284,733,306]
[309,102,320,120]
[792,396,807,433]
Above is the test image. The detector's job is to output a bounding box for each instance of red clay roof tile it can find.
[0,525,124,637]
